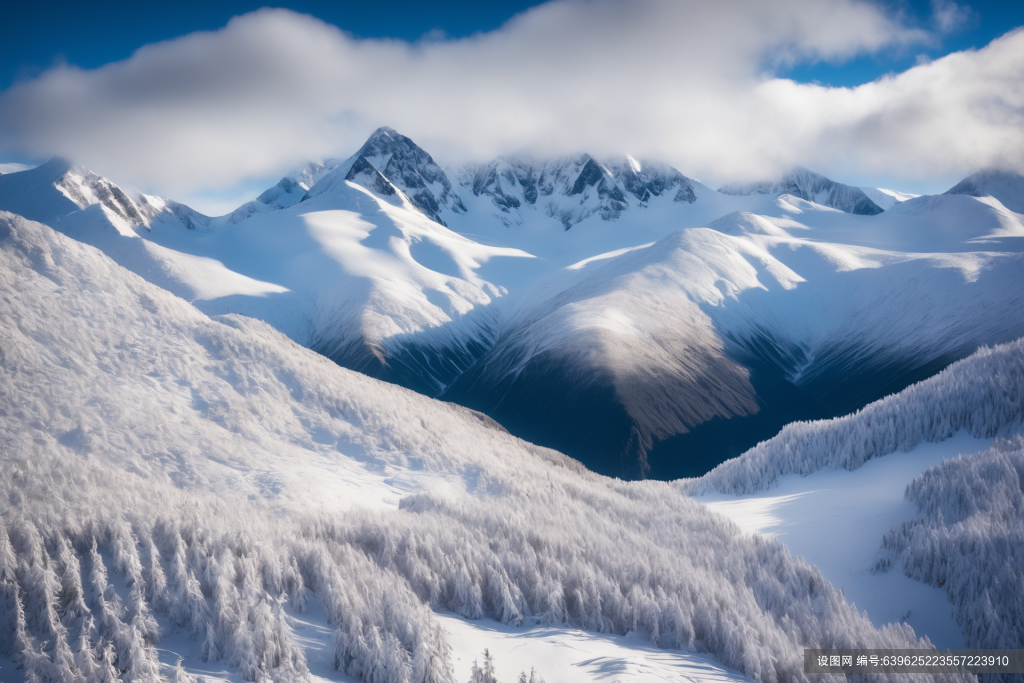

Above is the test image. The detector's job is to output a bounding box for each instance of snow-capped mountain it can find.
[0,156,208,230]
[456,154,698,228]
[719,166,885,215]
[0,210,961,683]
[2,129,1019,481]
[224,157,342,223]
[0,145,533,395]
[944,168,1024,214]
[307,126,467,225]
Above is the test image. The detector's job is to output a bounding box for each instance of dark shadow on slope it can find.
[313,331,495,397]
[440,346,647,479]
[646,335,991,480]
[644,337,827,479]
[316,245,1024,482]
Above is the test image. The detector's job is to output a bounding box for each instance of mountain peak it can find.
[719,166,884,215]
[0,156,210,231]
[364,125,400,142]
[945,168,1024,214]
[0,156,148,225]
[37,155,76,176]
[340,127,465,224]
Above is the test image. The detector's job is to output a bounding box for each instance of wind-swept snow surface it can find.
[0,212,971,683]
[436,613,751,683]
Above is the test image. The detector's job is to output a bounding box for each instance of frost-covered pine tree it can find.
[469,649,499,683]
[482,649,498,683]
[173,656,197,683]
[518,667,544,683]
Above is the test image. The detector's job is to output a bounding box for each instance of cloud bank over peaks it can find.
[0,0,1019,201]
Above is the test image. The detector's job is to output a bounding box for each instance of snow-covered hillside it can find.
[0,148,536,395]
[687,337,1024,658]
[0,156,208,230]
[945,168,1024,215]
[876,436,1024,665]
[444,207,1024,478]
[701,433,991,649]
[685,335,1024,496]
[224,158,342,224]
[1,212,971,683]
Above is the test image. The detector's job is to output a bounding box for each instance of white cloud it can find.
[930,0,977,35]
[0,0,1020,202]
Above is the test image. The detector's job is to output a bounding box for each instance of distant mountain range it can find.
[2,129,1023,479]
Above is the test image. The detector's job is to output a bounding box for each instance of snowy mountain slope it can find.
[719,166,885,215]
[685,336,1024,496]
[193,178,531,395]
[224,158,342,224]
[686,338,1024,655]
[443,209,1024,479]
[0,156,208,230]
[945,168,1024,214]
[0,149,535,396]
[858,186,918,211]
[3,132,1020,483]
[875,435,1024,660]
[305,127,466,226]
[0,211,964,683]
[0,160,293,323]
[871,192,1024,250]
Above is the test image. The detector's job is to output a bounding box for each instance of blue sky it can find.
[2,0,1023,212]
[4,0,1020,90]
[0,2,549,90]
[782,0,1024,85]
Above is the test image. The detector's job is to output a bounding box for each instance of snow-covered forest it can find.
[686,340,1024,496]
[875,437,1024,676]
[0,212,985,682]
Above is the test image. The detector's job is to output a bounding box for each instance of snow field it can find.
[701,432,996,648]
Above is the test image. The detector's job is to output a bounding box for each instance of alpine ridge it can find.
[718,166,885,215]
[1,128,1022,480]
